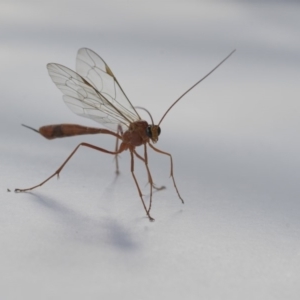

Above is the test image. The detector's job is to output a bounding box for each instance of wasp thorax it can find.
[146,125,161,143]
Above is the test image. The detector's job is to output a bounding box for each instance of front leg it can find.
[148,143,184,204]
[133,149,165,192]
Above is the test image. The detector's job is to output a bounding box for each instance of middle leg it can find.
[114,124,123,174]
[129,149,154,221]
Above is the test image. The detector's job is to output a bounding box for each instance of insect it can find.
[15,48,235,221]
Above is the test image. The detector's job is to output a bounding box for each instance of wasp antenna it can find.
[158,49,236,126]
[135,106,155,125]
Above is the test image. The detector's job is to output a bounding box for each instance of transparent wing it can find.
[76,48,140,124]
[47,62,140,132]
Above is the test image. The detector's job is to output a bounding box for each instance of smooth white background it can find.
[1,1,300,299]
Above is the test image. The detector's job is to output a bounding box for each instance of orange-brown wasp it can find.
[15,48,235,221]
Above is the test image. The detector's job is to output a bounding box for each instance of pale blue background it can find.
[1,1,300,299]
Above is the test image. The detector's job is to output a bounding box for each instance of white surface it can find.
[1,1,300,299]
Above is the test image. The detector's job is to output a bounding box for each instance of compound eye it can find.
[157,127,161,136]
[146,126,152,138]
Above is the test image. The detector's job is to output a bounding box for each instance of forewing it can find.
[76,48,140,124]
[47,63,134,131]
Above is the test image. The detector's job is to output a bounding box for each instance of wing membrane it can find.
[47,60,140,132]
[76,48,140,122]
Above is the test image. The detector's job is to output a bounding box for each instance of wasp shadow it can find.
[24,187,140,251]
